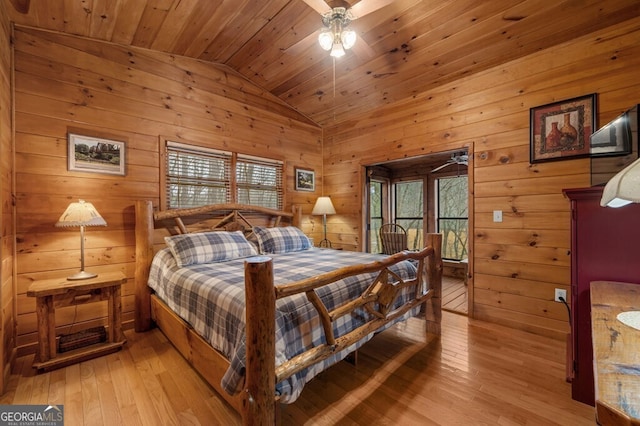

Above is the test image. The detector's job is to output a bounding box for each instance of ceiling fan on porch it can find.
[431,153,469,173]
[291,0,394,58]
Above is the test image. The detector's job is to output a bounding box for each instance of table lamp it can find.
[600,158,640,329]
[312,196,336,247]
[600,157,640,207]
[56,200,107,280]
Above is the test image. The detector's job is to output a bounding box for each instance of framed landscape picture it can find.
[68,133,126,176]
[530,93,597,163]
[295,168,315,191]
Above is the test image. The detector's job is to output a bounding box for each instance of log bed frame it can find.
[134,200,443,425]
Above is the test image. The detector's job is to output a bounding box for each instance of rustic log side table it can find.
[27,271,127,371]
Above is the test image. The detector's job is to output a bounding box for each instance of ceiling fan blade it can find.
[431,162,453,173]
[350,36,375,60]
[349,0,395,19]
[302,0,332,15]
[283,30,318,56]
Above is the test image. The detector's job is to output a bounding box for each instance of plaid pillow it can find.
[253,226,312,254]
[165,231,258,267]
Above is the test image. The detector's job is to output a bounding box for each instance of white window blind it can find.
[165,142,283,210]
[236,154,283,210]
[166,142,231,208]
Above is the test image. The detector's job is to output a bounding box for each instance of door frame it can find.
[361,142,475,318]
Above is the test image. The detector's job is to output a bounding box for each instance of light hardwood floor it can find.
[442,276,467,315]
[1,312,595,425]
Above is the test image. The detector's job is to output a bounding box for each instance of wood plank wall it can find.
[0,1,15,392]
[7,13,640,355]
[323,17,640,339]
[12,27,322,354]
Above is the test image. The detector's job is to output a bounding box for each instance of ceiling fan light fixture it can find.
[330,41,346,57]
[319,7,356,57]
[318,29,334,51]
[341,29,356,50]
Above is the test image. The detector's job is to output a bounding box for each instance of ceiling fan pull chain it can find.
[333,57,336,122]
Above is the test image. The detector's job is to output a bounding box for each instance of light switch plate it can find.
[493,210,503,222]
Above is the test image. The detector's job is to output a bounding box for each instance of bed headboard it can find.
[134,200,303,331]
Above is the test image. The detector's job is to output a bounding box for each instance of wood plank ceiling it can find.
[7,0,640,128]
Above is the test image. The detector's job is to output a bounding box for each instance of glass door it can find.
[393,180,424,251]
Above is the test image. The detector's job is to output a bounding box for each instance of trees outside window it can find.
[369,180,384,253]
[164,141,283,210]
[437,176,468,260]
[394,181,424,251]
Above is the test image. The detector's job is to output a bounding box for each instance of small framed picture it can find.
[68,133,126,176]
[530,93,597,163]
[295,168,315,191]
[590,110,632,157]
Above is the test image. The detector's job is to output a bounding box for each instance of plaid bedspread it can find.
[147,247,419,403]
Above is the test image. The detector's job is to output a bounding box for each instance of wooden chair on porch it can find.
[380,223,408,254]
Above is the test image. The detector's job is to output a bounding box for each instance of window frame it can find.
[368,179,385,253]
[160,139,284,210]
[435,175,468,261]
[235,153,284,210]
[392,179,425,251]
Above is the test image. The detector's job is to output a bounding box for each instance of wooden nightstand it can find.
[27,271,127,371]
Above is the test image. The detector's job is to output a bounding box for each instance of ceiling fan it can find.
[303,0,395,22]
[291,0,394,58]
[303,0,393,19]
[431,153,469,173]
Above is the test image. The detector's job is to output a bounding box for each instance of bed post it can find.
[243,256,276,425]
[135,200,154,332]
[425,233,443,335]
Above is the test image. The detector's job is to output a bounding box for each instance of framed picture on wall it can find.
[530,93,597,163]
[590,109,633,157]
[68,132,127,176]
[295,168,315,191]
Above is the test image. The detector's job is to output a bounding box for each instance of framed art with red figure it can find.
[530,93,597,163]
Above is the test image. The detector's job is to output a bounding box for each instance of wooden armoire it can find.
[564,186,640,406]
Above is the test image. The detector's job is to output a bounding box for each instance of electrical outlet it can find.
[554,288,567,302]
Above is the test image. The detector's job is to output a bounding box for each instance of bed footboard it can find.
[243,234,442,424]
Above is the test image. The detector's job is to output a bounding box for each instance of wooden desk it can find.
[590,281,640,425]
[27,271,127,371]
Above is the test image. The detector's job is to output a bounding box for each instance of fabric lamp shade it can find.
[312,197,336,248]
[600,158,640,208]
[56,200,107,227]
[312,197,336,215]
[56,200,106,280]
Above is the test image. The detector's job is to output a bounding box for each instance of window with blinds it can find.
[166,143,230,208]
[164,141,283,210]
[236,154,283,210]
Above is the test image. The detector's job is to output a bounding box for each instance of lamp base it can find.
[67,271,98,281]
[318,238,332,248]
